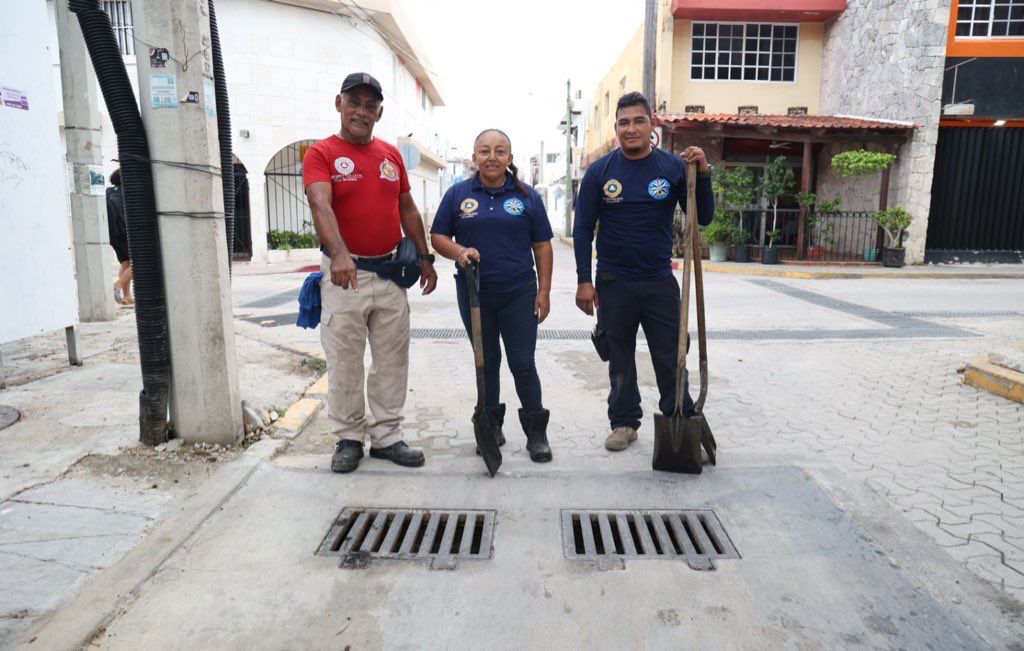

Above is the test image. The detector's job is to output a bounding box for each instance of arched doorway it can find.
[264,140,319,250]
[232,155,252,261]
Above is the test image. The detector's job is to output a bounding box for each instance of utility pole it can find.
[133,0,242,445]
[55,1,116,322]
[643,0,657,104]
[564,79,573,237]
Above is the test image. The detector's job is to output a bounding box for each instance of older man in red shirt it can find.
[303,72,438,473]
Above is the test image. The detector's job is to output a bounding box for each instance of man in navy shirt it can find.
[573,91,715,452]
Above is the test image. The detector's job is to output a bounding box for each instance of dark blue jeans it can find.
[596,273,693,430]
[456,279,543,412]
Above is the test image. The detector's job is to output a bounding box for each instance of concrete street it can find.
[5,241,1024,649]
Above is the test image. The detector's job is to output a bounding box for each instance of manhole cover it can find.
[0,405,20,430]
[562,509,739,571]
[317,507,495,570]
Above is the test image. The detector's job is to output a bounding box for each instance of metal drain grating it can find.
[241,289,299,309]
[895,310,1022,318]
[561,509,739,571]
[317,507,495,570]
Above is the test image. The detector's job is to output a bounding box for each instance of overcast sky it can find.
[402,0,645,162]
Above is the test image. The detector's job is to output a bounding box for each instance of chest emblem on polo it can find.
[334,156,355,176]
[379,158,399,182]
[503,198,525,216]
[603,179,623,199]
[460,198,479,215]
[647,178,670,200]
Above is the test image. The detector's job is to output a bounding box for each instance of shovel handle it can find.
[675,163,697,412]
[690,185,710,415]
[466,262,485,371]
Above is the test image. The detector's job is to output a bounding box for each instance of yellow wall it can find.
[586,24,644,159]
[669,20,823,115]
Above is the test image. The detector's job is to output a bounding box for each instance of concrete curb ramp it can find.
[272,374,327,439]
[965,358,1024,405]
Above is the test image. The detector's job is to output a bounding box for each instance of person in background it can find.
[106,168,133,306]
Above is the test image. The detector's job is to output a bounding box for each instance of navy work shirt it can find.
[573,147,715,283]
[432,173,553,293]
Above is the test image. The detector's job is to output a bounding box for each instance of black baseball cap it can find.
[340,72,383,101]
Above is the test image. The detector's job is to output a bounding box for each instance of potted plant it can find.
[876,207,913,267]
[703,211,733,262]
[795,192,823,259]
[732,226,751,262]
[761,156,794,265]
[763,230,783,264]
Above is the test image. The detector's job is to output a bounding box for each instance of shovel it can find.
[653,161,717,473]
[466,262,502,477]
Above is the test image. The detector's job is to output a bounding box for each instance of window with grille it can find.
[546,153,558,163]
[691,22,797,82]
[956,0,1024,37]
[103,0,135,55]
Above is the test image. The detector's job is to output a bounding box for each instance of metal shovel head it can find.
[652,412,704,474]
[472,407,502,477]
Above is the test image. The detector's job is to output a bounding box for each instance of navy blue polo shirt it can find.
[432,173,553,293]
[573,147,715,283]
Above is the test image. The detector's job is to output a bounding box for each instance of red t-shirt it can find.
[302,135,411,256]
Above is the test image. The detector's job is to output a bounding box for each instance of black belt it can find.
[353,252,396,267]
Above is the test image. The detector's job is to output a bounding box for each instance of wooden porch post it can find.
[876,164,891,251]
[797,140,812,259]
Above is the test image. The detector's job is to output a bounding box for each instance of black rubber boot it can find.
[331,440,364,473]
[518,408,552,463]
[476,403,506,456]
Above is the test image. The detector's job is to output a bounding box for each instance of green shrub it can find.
[876,207,913,248]
[267,230,320,250]
[831,150,896,178]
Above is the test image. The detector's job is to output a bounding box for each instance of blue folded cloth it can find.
[296,271,323,329]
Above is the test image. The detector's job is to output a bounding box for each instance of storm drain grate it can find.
[317,507,495,570]
[561,509,739,571]
[241,289,298,309]
[895,310,1022,318]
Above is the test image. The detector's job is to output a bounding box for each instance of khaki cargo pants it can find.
[320,255,410,447]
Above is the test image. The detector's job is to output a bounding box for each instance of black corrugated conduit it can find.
[70,0,170,445]
[208,0,234,274]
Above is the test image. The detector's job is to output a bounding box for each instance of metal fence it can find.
[675,208,881,263]
[265,140,317,240]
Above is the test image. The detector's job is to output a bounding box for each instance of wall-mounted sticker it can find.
[1,86,29,111]
[87,165,105,195]
[204,80,216,118]
[149,47,170,68]
[183,90,200,104]
[150,74,177,109]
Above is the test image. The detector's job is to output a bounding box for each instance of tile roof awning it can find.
[657,113,918,144]
[672,0,846,22]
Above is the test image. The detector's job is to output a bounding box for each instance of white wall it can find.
[49,0,447,263]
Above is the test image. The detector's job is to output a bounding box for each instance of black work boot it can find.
[369,441,425,468]
[331,440,364,473]
[476,403,507,456]
[518,408,552,463]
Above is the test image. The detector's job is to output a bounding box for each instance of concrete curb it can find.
[674,260,1024,280]
[23,441,285,649]
[964,358,1024,404]
[272,373,327,440]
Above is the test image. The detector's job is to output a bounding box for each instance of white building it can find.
[47,0,448,263]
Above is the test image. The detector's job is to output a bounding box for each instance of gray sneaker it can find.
[605,427,638,451]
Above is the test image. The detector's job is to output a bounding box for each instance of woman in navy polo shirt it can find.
[430,129,555,462]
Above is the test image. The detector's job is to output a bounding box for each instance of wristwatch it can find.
[419,253,436,264]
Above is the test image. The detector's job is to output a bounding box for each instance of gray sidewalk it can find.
[7,241,1024,648]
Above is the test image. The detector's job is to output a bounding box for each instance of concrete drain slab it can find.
[562,509,739,571]
[86,462,1019,649]
[316,507,494,570]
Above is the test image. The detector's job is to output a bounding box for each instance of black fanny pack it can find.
[352,237,421,289]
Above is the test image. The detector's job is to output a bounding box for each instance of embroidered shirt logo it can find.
[460,198,479,217]
[334,156,355,176]
[647,178,670,200]
[603,179,623,199]
[379,158,399,182]
[503,198,525,216]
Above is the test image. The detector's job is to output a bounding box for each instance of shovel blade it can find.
[652,413,705,474]
[473,409,502,477]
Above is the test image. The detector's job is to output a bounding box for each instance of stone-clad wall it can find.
[818,0,951,263]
